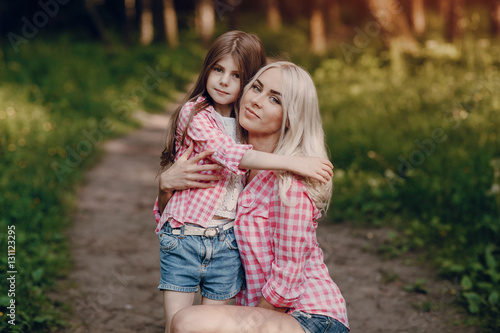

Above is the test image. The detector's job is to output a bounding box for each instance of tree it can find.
[266,0,282,32]
[85,0,112,47]
[491,0,500,36]
[123,0,136,44]
[410,0,426,36]
[196,0,215,47]
[326,0,341,36]
[366,0,419,54]
[163,0,178,48]
[444,0,466,41]
[140,0,154,45]
[310,0,327,55]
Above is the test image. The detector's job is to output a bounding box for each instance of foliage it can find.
[312,40,500,330]
[0,35,203,332]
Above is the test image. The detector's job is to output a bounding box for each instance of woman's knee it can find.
[171,307,201,333]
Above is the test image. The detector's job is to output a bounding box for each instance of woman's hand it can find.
[288,155,333,184]
[159,142,224,193]
[158,142,224,213]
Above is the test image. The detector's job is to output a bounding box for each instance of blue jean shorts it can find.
[291,311,349,333]
[158,222,244,300]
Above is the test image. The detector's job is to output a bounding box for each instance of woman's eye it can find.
[232,73,240,79]
[271,96,281,104]
[214,67,222,72]
[252,84,261,92]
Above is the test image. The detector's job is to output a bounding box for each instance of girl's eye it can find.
[232,73,240,79]
[214,67,223,73]
[252,84,261,92]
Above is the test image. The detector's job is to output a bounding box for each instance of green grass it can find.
[0,34,203,332]
[312,41,500,330]
[2,14,500,331]
[240,13,500,330]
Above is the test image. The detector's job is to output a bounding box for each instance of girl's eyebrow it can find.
[255,79,281,96]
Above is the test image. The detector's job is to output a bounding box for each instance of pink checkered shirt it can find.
[234,170,349,329]
[153,96,252,233]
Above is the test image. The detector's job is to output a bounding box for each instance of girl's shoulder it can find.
[180,96,213,118]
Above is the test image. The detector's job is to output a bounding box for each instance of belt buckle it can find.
[203,227,218,237]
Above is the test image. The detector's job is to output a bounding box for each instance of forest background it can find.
[0,0,499,332]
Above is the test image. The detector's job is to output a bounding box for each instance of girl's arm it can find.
[158,143,223,214]
[182,107,333,183]
[239,150,333,184]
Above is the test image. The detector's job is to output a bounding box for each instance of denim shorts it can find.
[291,311,349,333]
[157,222,244,300]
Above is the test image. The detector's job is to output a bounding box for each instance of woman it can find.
[160,62,349,333]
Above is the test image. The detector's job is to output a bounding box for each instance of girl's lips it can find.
[215,89,228,95]
[245,107,260,119]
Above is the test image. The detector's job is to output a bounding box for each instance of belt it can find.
[171,221,234,237]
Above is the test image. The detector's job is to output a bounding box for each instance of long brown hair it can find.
[159,31,266,170]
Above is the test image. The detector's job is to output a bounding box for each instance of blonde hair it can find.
[240,61,332,212]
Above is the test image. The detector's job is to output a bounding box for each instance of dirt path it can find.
[59,110,479,333]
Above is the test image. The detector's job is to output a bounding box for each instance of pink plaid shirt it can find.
[235,170,349,329]
[153,96,252,233]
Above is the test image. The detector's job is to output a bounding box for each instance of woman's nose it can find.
[251,94,263,107]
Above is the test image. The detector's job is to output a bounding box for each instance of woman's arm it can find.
[257,296,288,313]
[157,142,223,214]
[239,150,333,184]
[260,182,315,309]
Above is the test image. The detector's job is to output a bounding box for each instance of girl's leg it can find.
[163,290,195,333]
[171,304,304,333]
[200,297,231,305]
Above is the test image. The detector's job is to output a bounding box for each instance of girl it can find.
[167,62,349,333]
[154,32,333,332]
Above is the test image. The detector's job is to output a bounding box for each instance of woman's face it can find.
[239,68,284,144]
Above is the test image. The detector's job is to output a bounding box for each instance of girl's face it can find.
[239,68,284,144]
[206,54,241,117]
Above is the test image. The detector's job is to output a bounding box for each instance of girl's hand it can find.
[159,142,224,193]
[288,156,333,184]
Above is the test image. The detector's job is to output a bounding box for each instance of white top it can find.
[208,112,245,227]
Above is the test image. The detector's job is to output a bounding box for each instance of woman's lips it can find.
[244,107,259,119]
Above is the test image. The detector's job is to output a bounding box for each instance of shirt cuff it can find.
[211,143,252,174]
[261,280,297,308]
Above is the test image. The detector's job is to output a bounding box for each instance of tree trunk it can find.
[310,0,327,55]
[163,0,178,48]
[196,0,215,47]
[439,0,450,18]
[152,0,165,42]
[410,0,426,36]
[444,0,466,41]
[267,0,282,32]
[140,0,154,45]
[367,0,419,54]
[229,1,240,30]
[123,0,136,44]
[326,0,341,36]
[491,0,500,36]
[85,0,113,48]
